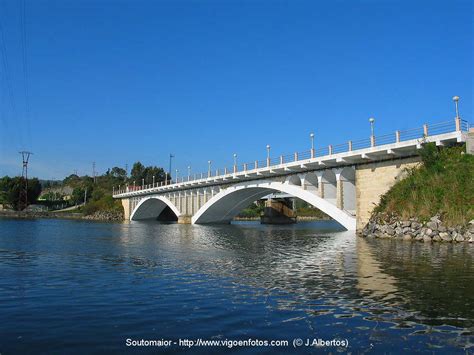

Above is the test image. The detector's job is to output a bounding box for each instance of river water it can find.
[0,218,473,354]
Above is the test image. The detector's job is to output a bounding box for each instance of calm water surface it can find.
[0,218,473,354]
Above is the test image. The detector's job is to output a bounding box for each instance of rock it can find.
[439,232,452,242]
[455,235,465,242]
[403,235,413,241]
[438,225,447,232]
[469,219,474,225]
[386,226,395,235]
[432,235,441,242]
[426,221,438,230]
[425,228,433,236]
[415,235,424,241]
[423,235,432,242]
[402,221,411,228]
[411,222,422,229]
[403,227,411,234]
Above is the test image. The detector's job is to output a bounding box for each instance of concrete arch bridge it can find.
[114,118,470,231]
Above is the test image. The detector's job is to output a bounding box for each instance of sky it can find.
[0,0,472,180]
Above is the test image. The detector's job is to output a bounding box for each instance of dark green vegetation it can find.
[374,144,474,226]
[0,177,42,210]
[63,162,167,216]
[1,162,167,216]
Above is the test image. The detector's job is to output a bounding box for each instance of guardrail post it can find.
[423,124,429,136]
[328,145,333,155]
[280,155,283,164]
[395,130,400,142]
[348,140,352,151]
[294,152,298,161]
[455,117,461,131]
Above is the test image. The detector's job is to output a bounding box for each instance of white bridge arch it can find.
[191,179,356,230]
[130,195,181,220]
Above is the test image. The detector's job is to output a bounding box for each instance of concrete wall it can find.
[355,156,421,231]
[467,129,474,155]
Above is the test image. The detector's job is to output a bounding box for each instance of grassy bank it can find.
[374,143,474,226]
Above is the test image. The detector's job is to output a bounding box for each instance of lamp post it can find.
[453,96,460,118]
[141,178,144,189]
[310,132,315,158]
[233,153,237,173]
[152,175,155,187]
[187,166,191,181]
[208,160,212,177]
[369,117,375,147]
[266,144,271,167]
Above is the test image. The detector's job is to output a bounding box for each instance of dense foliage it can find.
[374,143,474,226]
[0,176,42,210]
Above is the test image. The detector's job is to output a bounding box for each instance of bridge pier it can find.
[178,215,192,224]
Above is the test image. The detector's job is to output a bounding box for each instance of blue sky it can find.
[0,0,472,180]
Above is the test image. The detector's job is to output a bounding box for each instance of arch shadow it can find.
[130,196,181,221]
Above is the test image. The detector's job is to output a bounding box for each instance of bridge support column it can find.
[178,215,192,224]
[121,198,131,220]
[335,170,344,210]
[318,176,324,198]
[336,178,343,210]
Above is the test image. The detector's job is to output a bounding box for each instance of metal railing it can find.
[113,117,468,196]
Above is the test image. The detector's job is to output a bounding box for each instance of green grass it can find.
[374,143,474,226]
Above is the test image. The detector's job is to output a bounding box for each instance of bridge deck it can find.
[114,119,469,199]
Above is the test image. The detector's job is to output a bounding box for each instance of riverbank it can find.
[360,213,474,243]
[233,216,332,222]
[0,210,123,222]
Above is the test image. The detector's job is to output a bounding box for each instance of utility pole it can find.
[18,151,33,211]
[92,162,96,183]
[169,154,174,181]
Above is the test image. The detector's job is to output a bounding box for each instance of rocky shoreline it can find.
[360,214,474,243]
[0,210,124,222]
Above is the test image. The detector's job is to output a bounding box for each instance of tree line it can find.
[0,161,168,212]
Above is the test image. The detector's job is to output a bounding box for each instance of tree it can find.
[110,167,127,180]
[130,162,145,183]
[0,176,42,210]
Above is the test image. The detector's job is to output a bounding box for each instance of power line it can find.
[0,13,21,146]
[19,0,31,146]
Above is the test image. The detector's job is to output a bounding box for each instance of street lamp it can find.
[453,96,460,118]
[152,175,155,187]
[187,166,191,181]
[208,160,212,177]
[233,153,237,166]
[175,169,179,183]
[310,132,315,158]
[369,117,375,136]
[266,145,271,167]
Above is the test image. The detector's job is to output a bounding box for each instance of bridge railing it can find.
[113,117,469,196]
